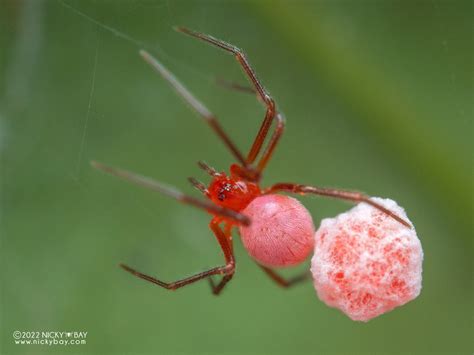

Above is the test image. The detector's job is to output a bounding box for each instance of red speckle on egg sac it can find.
[311,198,423,322]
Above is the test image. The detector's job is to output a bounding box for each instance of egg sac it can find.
[311,197,423,322]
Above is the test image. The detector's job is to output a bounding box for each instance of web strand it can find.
[75,28,100,178]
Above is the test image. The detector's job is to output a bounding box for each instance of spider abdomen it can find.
[239,194,315,267]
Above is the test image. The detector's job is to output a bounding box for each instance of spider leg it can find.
[188,177,208,195]
[91,161,250,226]
[176,27,281,172]
[208,274,234,295]
[207,221,235,295]
[139,50,247,166]
[120,217,235,293]
[213,79,286,175]
[197,160,220,177]
[255,112,285,174]
[265,183,411,228]
[215,78,257,95]
[120,264,228,290]
[217,80,286,176]
[258,264,311,288]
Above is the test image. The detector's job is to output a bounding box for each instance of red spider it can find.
[92,27,409,295]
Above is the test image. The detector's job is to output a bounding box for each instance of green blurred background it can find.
[1,0,472,354]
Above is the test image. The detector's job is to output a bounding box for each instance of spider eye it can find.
[217,183,232,201]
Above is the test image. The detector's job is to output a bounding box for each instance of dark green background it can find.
[1,0,472,354]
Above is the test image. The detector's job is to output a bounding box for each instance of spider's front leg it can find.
[91,161,250,225]
[120,217,235,294]
[176,27,285,180]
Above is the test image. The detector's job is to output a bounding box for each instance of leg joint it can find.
[223,262,235,275]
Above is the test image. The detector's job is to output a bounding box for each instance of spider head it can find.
[208,174,261,212]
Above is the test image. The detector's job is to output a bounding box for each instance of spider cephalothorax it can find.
[92,27,410,295]
[207,172,260,211]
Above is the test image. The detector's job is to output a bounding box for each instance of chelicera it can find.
[92,27,409,295]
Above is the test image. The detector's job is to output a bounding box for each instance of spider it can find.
[92,27,409,295]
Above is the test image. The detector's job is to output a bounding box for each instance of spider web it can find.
[54,0,232,256]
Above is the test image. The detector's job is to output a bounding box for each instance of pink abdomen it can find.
[238,194,315,267]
